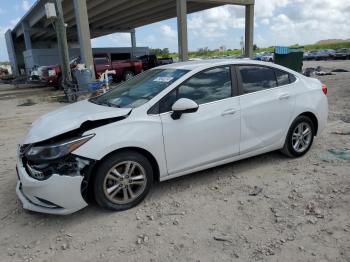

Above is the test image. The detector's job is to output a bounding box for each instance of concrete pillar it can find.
[4,30,19,76]
[55,0,72,82]
[22,21,32,50]
[176,0,188,61]
[73,0,95,79]
[130,29,136,58]
[244,4,254,58]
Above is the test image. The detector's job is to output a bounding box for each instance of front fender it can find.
[72,116,168,178]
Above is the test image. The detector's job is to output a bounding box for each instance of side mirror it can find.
[171,98,199,120]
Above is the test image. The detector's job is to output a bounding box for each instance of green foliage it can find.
[150,48,170,58]
[0,61,10,66]
[189,48,242,58]
[303,42,350,51]
[168,41,350,58]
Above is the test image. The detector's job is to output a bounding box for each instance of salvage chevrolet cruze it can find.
[16,60,328,215]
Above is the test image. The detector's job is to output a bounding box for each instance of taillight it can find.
[322,84,327,95]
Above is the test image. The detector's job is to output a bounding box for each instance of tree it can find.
[150,48,170,58]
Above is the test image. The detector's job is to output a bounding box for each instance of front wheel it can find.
[281,116,315,157]
[94,151,153,211]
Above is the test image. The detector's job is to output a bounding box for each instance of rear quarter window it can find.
[289,73,297,83]
[275,69,297,86]
[275,69,290,86]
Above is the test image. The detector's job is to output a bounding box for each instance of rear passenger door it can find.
[236,65,296,154]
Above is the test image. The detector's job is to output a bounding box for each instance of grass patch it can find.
[165,42,350,59]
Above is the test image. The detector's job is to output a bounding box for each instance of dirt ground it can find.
[0,60,349,262]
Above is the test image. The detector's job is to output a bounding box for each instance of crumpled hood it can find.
[24,100,131,144]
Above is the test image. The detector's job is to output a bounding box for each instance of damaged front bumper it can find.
[16,147,89,215]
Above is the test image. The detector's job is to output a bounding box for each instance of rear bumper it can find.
[16,159,88,215]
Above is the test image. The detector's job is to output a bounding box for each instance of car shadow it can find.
[20,150,290,223]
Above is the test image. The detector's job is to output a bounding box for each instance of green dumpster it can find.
[274,46,304,73]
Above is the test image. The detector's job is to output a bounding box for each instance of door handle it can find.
[279,93,290,100]
[221,109,237,116]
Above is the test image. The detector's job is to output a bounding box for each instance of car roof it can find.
[156,59,278,71]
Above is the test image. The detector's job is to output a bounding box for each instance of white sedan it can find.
[16,60,328,215]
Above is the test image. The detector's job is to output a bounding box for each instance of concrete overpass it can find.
[5,0,255,76]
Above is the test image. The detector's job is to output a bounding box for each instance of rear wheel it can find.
[281,116,315,157]
[55,76,63,90]
[94,151,153,211]
[123,71,134,81]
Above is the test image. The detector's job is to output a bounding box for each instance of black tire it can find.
[54,76,62,90]
[94,151,153,211]
[281,116,315,158]
[123,71,134,81]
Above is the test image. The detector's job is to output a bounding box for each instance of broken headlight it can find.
[25,134,94,162]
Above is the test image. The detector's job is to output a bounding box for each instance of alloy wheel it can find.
[103,161,147,204]
[292,122,312,153]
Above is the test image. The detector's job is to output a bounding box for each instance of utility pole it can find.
[54,0,72,83]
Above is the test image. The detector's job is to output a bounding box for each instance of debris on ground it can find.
[327,148,350,160]
[303,66,349,77]
[305,201,324,218]
[213,235,233,243]
[249,186,263,196]
[17,99,36,106]
[331,130,350,135]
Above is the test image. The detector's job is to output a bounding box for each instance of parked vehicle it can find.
[331,48,350,60]
[303,50,320,60]
[34,54,143,88]
[138,55,173,71]
[92,54,143,81]
[16,60,328,215]
[303,49,335,61]
[255,52,273,62]
[29,65,62,86]
[261,52,274,62]
[0,67,9,76]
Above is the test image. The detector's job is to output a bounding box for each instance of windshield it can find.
[90,69,189,108]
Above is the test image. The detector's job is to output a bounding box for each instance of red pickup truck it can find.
[32,54,143,88]
[92,54,143,81]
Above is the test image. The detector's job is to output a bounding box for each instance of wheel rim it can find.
[125,73,133,80]
[103,161,147,204]
[292,122,312,153]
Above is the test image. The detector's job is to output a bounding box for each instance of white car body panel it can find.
[16,147,87,214]
[239,83,296,154]
[160,96,240,175]
[16,59,328,215]
[24,100,131,144]
[73,110,168,179]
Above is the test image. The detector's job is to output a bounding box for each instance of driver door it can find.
[159,66,241,176]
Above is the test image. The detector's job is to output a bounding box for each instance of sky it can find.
[0,0,350,61]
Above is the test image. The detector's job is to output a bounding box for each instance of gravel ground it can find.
[0,60,349,262]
